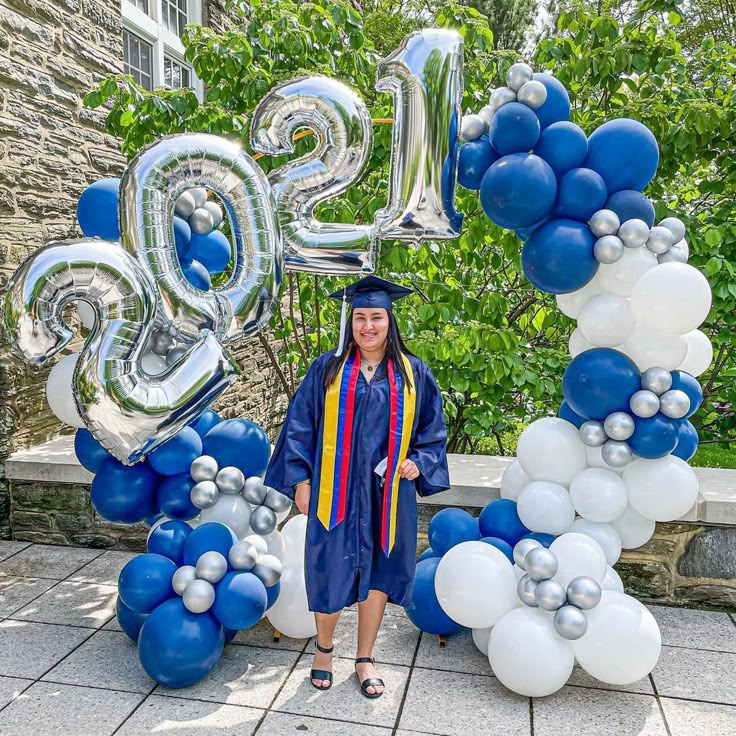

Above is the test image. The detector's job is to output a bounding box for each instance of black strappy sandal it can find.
[355,656,384,699]
[310,642,334,690]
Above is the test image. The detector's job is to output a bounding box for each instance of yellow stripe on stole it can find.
[317,358,345,530]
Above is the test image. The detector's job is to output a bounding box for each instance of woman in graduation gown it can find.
[264,275,450,698]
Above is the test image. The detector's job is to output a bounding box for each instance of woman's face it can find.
[352,308,389,353]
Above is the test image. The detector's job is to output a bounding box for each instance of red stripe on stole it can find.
[336,350,361,524]
[382,359,399,551]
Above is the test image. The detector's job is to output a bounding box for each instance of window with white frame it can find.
[121,1,203,98]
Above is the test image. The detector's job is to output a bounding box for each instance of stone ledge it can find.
[5,437,736,526]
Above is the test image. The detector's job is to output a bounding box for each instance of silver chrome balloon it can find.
[477,105,494,128]
[641,367,673,395]
[554,604,588,640]
[189,207,214,235]
[172,565,197,596]
[516,80,547,109]
[603,411,635,441]
[629,390,661,418]
[215,466,246,495]
[174,191,195,219]
[513,538,542,570]
[182,578,215,613]
[3,239,239,463]
[250,75,376,275]
[252,553,283,587]
[250,505,278,536]
[566,576,602,610]
[190,455,219,483]
[506,62,534,91]
[228,540,258,571]
[165,346,187,366]
[658,245,688,264]
[204,201,224,228]
[645,226,674,255]
[489,86,517,111]
[534,579,567,611]
[187,186,208,209]
[659,216,686,243]
[195,550,228,583]
[659,389,691,419]
[617,218,650,248]
[525,547,559,581]
[374,29,464,241]
[601,439,633,468]
[190,480,220,509]
[263,487,293,513]
[589,209,620,238]
[517,574,539,607]
[594,235,625,264]
[460,113,486,142]
[579,420,608,448]
[242,476,268,505]
[120,133,283,343]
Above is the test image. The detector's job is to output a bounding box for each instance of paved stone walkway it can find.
[0,542,735,736]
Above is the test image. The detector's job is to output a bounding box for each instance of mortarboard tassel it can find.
[335,287,348,357]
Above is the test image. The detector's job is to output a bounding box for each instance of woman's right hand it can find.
[295,481,311,515]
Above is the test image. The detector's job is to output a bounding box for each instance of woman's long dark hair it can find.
[324,309,415,391]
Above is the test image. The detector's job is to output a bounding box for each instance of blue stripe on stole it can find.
[330,352,355,527]
[384,370,405,551]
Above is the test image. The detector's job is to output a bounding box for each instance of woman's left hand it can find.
[399,459,420,480]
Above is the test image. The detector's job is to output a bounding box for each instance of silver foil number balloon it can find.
[250,76,377,275]
[3,239,238,463]
[120,133,283,343]
[374,28,464,241]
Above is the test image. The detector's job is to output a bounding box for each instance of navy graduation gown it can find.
[264,349,450,614]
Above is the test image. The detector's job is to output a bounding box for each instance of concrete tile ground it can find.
[0,543,734,735]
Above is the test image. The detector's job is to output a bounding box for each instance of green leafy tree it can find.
[461,0,538,51]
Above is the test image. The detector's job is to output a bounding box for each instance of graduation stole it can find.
[317,348,416,555]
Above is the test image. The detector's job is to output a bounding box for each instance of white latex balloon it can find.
[572,592,661,685]
[489,607,574,697]
[630,263,712,336]
[624,457,699,522]
[517,481,575,536]
[601,565,625,593]
[472,627,493,656]
[569,468,628,523]
[610,505,656,549]
[281,514,307,564]
[595,247,656,297]
[46,353,86,428]
[516,418,587,486]
[243,534,269,555]
[622,326,688,371]
[199,494,252,538]
[500,460,530,501]
[678,329,713,377]
[585,445,625,474]
[569,327,594,358]
[578,294,636,348]
[434,541,517,629]
[266,561,317,639]
[550,533,607,588]
[556,278,603,319]
[569,519,622,565]
[263,529,285,560]
[141,352,168,376]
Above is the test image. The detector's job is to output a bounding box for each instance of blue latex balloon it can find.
[90,458,159,524]
[203,419,271,478]
[138,598,225,688]
[77,178,120,240]
[74,429,113,474]
[149,427,203,476]
[428,508,480,556]
[190,409,221,440]
[212,571,268,630]
[555,168,608,222]
[534,121,587,176]
[183,259,211,290]
[480,536,514,563]
[146,511,165,528]
[584,118,659,194]
[156,473,198,521]
[173,216,191,255]
[116,596,148,642]
[672,420,699,462]
[182,522,238,567]
[480,153,557,230]
[515,217,549,241]
[521,532,556,548]
[628,414,679,459]
[562,348,641,420]
[670,371,703,418]
[188,230,232,275]
[605,190,655,228]
[558,400,587,429]
[458,137,498,190]
[266,581,281,611]
[532,73,571,129]
[521,219,598,294]
[489,102,541,155]
[404,558,462,636]
[147,519,193,564]
[478,499,529,546]
[118,553,177,614]
[418,547,439,562]
[224,627,238,644]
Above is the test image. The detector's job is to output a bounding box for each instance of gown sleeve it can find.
[263,357,324,500]
[408,362,451,498]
